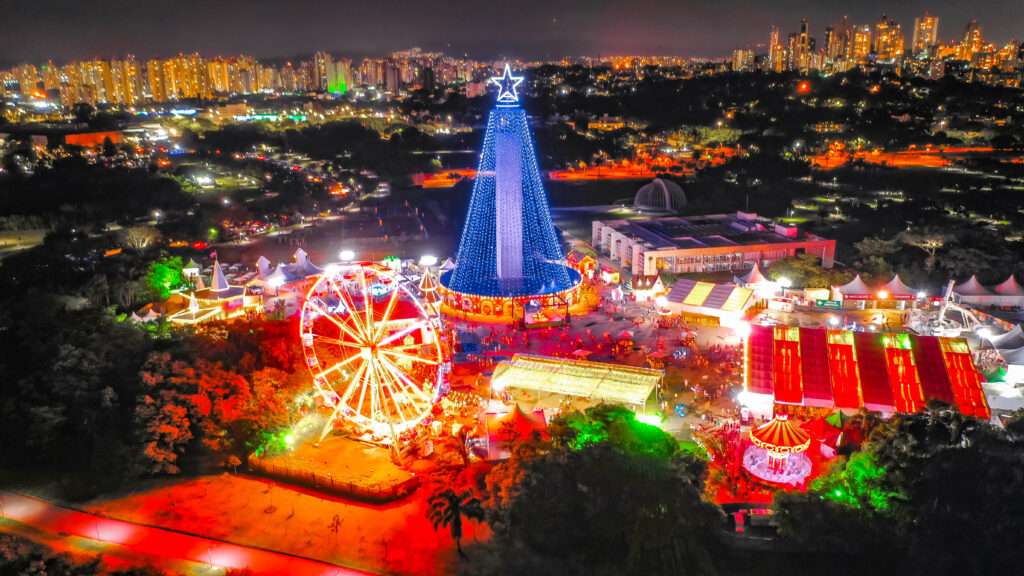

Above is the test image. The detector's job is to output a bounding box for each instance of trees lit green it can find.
[775,403,1024,574]
[766,253,853,289]
[144,256,186,300]
[477,404,722,575]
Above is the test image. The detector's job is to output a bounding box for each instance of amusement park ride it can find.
[296,64,586,446]
[907,280,985,337]
[299,262,447,445]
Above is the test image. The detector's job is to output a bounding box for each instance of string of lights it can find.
[442,66,580,298]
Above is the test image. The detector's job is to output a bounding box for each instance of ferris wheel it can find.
[300,262,445,443]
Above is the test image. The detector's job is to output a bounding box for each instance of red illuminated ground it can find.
[0,490,373,575]
[83,474,481,576]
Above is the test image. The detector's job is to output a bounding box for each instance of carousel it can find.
[742,415,812,486]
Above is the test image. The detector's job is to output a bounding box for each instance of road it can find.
[0,491,375,575]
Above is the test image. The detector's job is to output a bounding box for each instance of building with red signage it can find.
[744,325,989,419]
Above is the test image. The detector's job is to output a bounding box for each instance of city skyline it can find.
[3,0,1023,66]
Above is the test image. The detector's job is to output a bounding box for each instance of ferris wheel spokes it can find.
[300,262,446,444]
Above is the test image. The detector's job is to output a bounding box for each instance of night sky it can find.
[4,0,1022,65]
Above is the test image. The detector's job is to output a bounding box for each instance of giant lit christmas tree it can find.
[441,65,580,314]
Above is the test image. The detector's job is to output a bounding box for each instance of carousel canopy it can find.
[954,275,992,296]
[834,274,873,297]
[492,354,662,407]
[994,275,1024,296]
[749,415,811,455]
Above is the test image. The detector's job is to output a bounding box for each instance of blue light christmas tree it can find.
[442,65,579,298]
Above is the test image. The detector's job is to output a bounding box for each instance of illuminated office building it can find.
[960,20,984,61]
[732,49,755,72]
[768,26,786,73]
[912,14,939,56]
[874,15,904,62]
[849,25,873,64]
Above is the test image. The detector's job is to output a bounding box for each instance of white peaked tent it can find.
[183,259,201,280]
[950,272,1015,305]
[292,248,321,276]
[833,274,874,300]
[256,256,272,278]
[735,263,778,299]
[880,274,917,299]
[994,275,1024,296]
[955,275,992,296]
[265,263,291,287]
[211,260,230,292]
[439,258,456,272]
[737,263,769,285]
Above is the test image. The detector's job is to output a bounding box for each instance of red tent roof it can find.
[749,415,811,454]
[480,406,548,459]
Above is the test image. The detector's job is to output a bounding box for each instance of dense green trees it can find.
[766,253,853,288]
[0,157,193,226]
[774,403,1024,575]
[470,404,722,576]
[0,285,304,498]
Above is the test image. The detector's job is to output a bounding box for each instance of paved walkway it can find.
[0,491,374,575]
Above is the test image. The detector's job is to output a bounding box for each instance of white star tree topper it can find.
[490,63,524,105]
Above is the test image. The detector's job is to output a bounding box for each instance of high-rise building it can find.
[786,19,813,73]
[912,13,940,56]
[108,56,141,105]
[768,26,786,73]
[826,17,851,62]
[959,20,984,61]
[358,58,386,86]
[384,60,402,94]
[732,49,755,72]
[874,15,905,62]
[12,64,40,98]
[208,58,230,94]
[850,25,873,64]
[146,59,167,102]
[327,58,351,94]
[313,51,332,91]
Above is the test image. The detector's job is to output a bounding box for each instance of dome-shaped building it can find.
[633,178,687,213]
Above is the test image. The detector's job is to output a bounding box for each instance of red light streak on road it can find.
[0,491,375,575]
